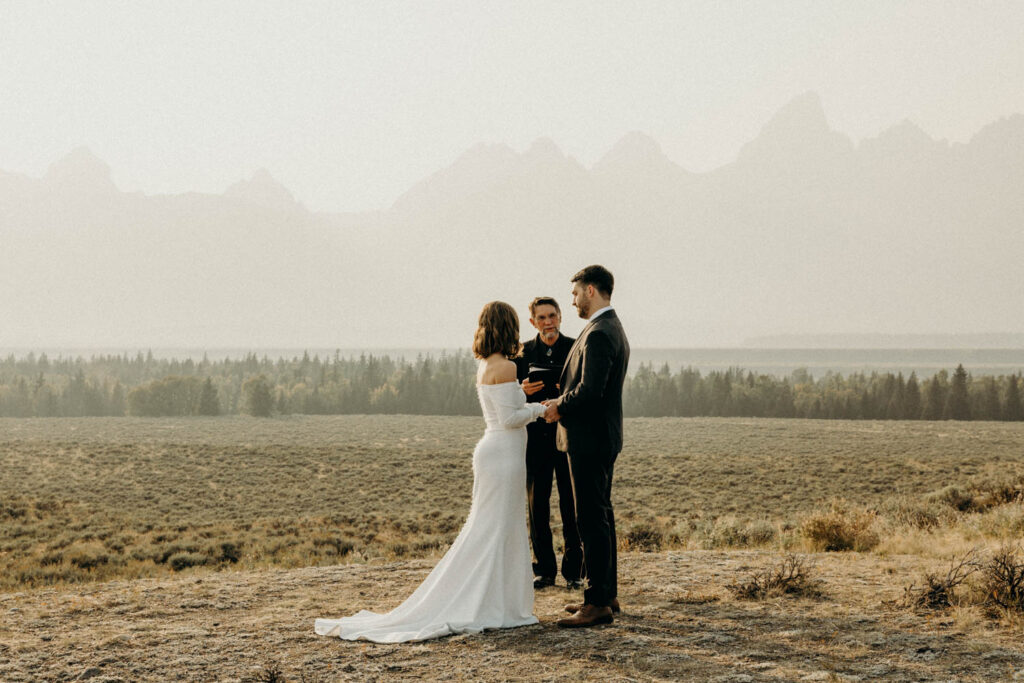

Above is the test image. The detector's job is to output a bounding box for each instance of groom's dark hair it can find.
[571,265,614,298]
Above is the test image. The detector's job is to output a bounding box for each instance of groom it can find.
[542,265,629,628]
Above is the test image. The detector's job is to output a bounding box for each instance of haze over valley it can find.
[2,92,1022,351]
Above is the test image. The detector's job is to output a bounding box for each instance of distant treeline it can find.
[627,364,1023,421]
[0,352,1021,421]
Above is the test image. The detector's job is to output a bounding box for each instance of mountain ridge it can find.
[6,92,1022,210]
[2,91,1022,348]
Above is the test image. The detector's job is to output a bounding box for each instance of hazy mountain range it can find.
[2,92,1022,349]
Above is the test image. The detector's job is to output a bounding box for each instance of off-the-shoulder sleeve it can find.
[492,384,547,428]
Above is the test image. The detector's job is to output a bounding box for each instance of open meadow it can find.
[3,416,1024,681]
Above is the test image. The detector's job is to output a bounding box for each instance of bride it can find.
[315,301,548,643]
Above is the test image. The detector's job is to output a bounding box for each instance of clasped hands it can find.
[540,399,560,423]
[520,379,560,422]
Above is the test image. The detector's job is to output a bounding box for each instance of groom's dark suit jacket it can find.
[556,309,630,455]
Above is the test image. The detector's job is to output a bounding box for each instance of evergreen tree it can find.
[922,377,945,420]
[860,389,873,420]
[12,376,31,417]
[981,377,1002,421]
[1004,374,1024,421]
[275,388,289,415]
[944,364,971,420]
[64,369,89,416]
[110,381,126,416]
[198,377,221,416]
[903,372,921,419]
[885,373,905,419]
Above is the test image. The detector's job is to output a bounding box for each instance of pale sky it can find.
[2,1,1023,213]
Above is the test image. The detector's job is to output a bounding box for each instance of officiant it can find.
[515,296,583,589]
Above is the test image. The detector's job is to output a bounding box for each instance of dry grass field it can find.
[3,416,1024,681]
[3,416,1024,589]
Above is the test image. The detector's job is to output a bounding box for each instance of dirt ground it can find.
[3,549,1023,682]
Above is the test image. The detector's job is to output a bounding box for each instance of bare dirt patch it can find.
[3,550,1024,682]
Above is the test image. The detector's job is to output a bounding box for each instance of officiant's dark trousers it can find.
[527,444,584,582]
[567,448,617,607]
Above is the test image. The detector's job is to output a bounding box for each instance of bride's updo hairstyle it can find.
[473,301,522,360]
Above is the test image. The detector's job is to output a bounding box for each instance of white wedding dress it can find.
[314,380,547,643]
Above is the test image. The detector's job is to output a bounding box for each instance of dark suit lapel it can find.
[564,329,585,364]
[560,325,587,386]
[574,311,614,349]
[569,314,601,353]
[594,310,618,331]
[560,313,604,386]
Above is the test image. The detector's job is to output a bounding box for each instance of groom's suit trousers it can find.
[567,447,617,607]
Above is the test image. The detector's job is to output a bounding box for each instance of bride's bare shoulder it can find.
[478,356,517,385]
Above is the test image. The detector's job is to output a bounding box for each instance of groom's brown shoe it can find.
[564,598,620,614]
[557,604,614,628]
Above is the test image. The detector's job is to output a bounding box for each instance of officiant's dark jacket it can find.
[556,310,630,455]
[515,332,575,449]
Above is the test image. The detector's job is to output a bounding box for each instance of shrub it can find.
[130,547,159,562]
[800,502,879,552]
[33,499,62,514]
[727,554,821,600]
[902,549,981,609]
[973,504,1024,538]
[104,535,131,553]
[981,545,1024,613]
[701,517,777,549]
[925,486,976,513]
[311,534,356,557]
[879,496,953,530]
[168,552,210,571]
[16,565,80,587]
[924,477,1024,515]
[253,662,286,683]
[412,538,442,553]
[157,542,202,564]
[1,499,29,519]
[66,543,111,570]
[40,551,63,566]
[970,475,1024,509]
[217,542,241,564]
[625,523,664,552]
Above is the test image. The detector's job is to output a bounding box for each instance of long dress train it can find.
[314,380,546,643]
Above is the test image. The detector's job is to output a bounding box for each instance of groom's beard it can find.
[576,300,591,319]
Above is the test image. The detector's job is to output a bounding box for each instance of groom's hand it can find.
[541,400,561,423]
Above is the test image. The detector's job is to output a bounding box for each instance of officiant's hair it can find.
[528,296,560,317]
[571,265,614,297]
[473,301,522,360]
